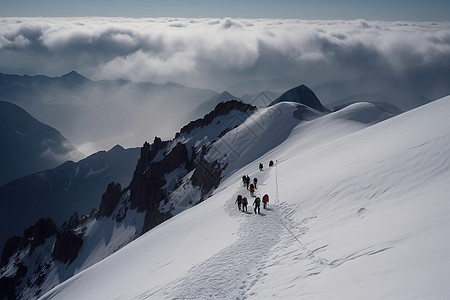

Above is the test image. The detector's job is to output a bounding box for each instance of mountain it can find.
[0,101,83,186]
[189,91,241,121]
[0,100,259,299]
[329,93,403,115]
[0,71,218,152]
[313,66,450,112]
[34,94,450,300]
[0,144,140,251]
[269,84,331,113]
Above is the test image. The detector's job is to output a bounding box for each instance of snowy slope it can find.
[40,97,450,300]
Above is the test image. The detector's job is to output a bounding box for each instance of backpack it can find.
[242,197,248,205]
[263,194,269,203]
[254,197,261,206]
[237,195,242,203]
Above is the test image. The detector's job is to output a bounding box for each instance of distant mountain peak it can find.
[61,71,90,82]
[269,84,330,113]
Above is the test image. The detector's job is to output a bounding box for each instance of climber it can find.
[253,197,261,214]
[235,195,243,210]
[249,183,255,197]
[262,194,269,209]
[242,197,248,212]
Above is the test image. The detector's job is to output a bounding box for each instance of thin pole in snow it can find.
[272,159,303,246]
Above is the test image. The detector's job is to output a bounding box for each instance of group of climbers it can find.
[242,175,258,197]
[235,193,269,214]
[236,160,274,214]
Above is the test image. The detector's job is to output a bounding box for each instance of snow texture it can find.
[40,97,450,300]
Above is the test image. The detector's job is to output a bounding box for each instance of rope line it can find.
[272,159,303,246]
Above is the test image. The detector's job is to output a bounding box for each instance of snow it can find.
[40,96,450,300]
[84,164,109,178]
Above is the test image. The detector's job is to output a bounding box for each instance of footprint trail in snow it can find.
[170,168,284,299]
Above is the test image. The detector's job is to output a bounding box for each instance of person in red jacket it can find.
[235,195,243,211]
[262,194,269,209]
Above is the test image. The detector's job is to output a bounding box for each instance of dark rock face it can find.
[269,84,330,113]
[51,230,83,264]
[177,100,256,137]
[65,212,80,230]
[0,219,57,299]
[1,218,57,266]
[23,218,57,253]
[98,182,122,218]
[129,141,189,233]
[0,236,21,267]
[191,158,223,194]
[0,263,27,300]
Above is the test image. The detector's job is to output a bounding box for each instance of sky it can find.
[1,0,450,21]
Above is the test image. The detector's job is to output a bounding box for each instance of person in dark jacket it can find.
[242,197,248,212]
[253,177,258,189]
[253,197,261,214]
[259,163,263,171]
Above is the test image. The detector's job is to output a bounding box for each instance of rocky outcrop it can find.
[98,182,122,218]
[0,218,57,299]
[0,236,21,267]
[0,262,27,300]
[1,218,57,266]
[129,141,189,233]
[177,100,256,137]
[51,230,83,264]
[23,218,57,253]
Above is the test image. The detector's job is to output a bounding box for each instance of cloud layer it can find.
[1,17,449,90]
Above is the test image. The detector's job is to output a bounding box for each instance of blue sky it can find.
[0,0,449,21]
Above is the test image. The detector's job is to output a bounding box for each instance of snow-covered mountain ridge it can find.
[38,95,450,299]
[2,90,449,300]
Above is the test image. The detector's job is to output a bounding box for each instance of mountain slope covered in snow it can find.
[36,93,450,300]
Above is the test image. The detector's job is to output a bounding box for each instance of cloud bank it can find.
[1,17,449,90]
